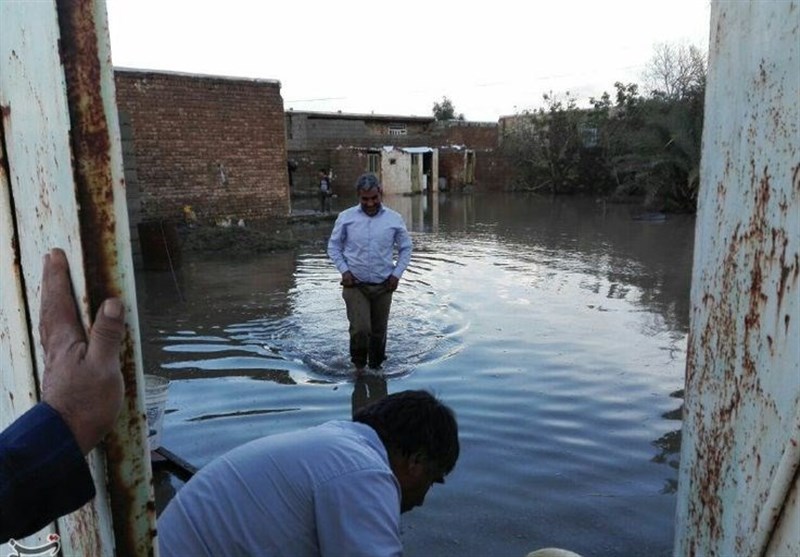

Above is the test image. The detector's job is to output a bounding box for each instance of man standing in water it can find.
[327,172,412,374]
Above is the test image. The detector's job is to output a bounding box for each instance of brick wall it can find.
[438,148,514,192]
[115,69,290,224]
[118,111,142,267]
[286,112,434,151]
[476,151,515,192]
[438,150,466,191]
[431,121,499,149]
[330,148,372,198]
[288,149,331,197]
[287,147,375,200]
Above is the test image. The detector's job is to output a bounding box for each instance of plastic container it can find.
[144,374,170,451]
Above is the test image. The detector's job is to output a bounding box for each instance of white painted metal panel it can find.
[674,1,800,555]
[1,0,155,554]
[0,105,58,557]
[0,127,36,436]
[767,472,800,556]
[0,2,105,553]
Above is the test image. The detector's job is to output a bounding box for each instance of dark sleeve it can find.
[0,402,95,542]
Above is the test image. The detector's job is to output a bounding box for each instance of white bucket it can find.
[144,374,170,450]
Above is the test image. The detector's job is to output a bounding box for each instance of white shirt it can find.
[327,205,412,284]
[158,421,403,557]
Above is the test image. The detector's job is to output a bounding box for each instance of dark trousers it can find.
[342,283,394,369]
[319,191,331,213]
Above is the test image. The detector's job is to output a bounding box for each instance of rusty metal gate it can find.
[1,0,154,555]
[674,1,799,555]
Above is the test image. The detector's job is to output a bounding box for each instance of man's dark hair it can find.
[355,172,381,192]
[353,390,459,475]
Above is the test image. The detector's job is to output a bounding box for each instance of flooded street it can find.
[136,193,695,557]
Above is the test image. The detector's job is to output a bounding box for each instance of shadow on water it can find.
[140,193,692,556]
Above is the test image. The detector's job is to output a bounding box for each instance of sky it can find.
[105,0,712,122]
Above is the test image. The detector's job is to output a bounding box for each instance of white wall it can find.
[380,149,413,195]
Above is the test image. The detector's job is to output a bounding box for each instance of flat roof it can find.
[114,67,281,86]
[286,110,435,123]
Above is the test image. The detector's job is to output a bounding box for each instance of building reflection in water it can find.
[351,374,389,417]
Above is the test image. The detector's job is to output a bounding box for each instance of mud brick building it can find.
[285,111,512,195]
[429,120,511,192]
[285,111,436,196]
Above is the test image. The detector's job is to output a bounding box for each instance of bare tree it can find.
[642,42,707,100]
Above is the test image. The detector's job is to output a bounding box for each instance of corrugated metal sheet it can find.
[0,0,155,555]
[674,1,800,556]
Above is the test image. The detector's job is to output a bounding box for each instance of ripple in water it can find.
[154,252,468,384]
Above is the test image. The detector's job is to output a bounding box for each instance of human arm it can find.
[315,469,403,557]
[327,214,351,277]
[0,403,95,541]
[0,248,125,541]
[391,219,413,283]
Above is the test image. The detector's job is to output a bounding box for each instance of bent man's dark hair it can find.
[353,390,459,475]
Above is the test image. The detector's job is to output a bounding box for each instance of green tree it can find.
[589,41,706,212]
[433,96,465,121]
[498,41,706,211]
[500,91,583,194]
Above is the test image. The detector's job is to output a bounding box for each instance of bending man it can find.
[158,390,459,556]
[327,172,412,374]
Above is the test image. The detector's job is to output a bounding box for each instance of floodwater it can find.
[136,193,695,557]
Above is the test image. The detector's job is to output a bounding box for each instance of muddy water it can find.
[136,194,694,557]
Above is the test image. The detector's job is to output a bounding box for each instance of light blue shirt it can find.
[327,204,412,284]
[158,421,403,557]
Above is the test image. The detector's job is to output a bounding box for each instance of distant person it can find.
[0,248,126,541]
[327,172,412,374]
[158,390,459,557]
[287,159,299,189]
[319,168,332,213]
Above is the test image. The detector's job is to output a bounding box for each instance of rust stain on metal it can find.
[103,335,156,556]
[55,0,153,554]
[54,0,116,300]
[685,160,794,543]
[66,503,103,554]
[687,154,797,548]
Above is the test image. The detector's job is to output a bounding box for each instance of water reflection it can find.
[351,374,389,417]
[386,192,694,341]
[652,389,684,494]
[138,193,694,557]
